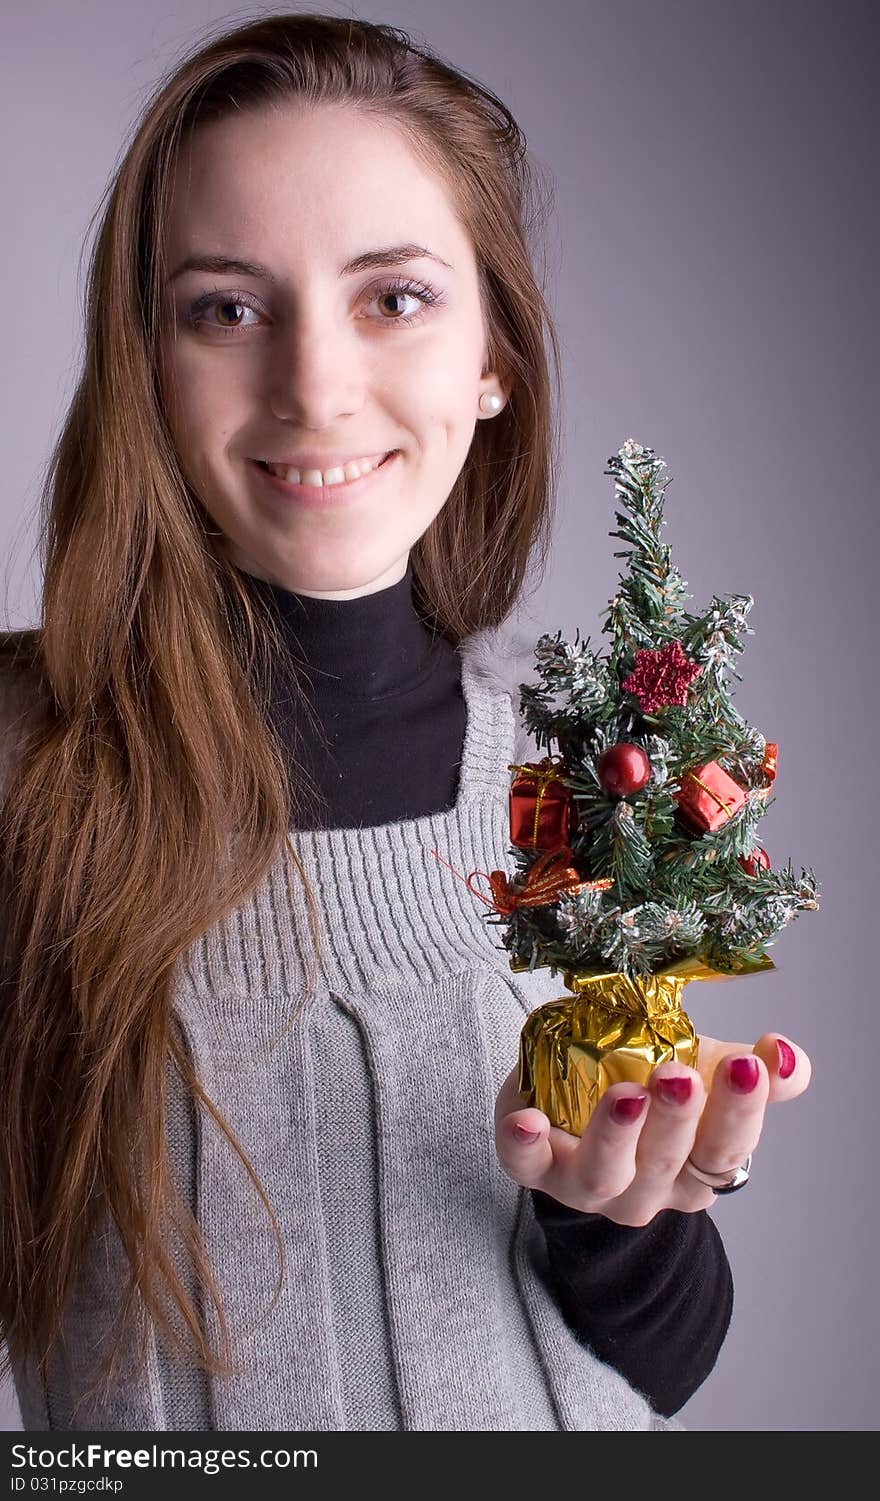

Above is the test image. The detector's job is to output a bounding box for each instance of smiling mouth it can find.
[249,449,400,504]
[253,452,396,487]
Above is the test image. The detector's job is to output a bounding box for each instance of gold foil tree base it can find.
[515,953,773,1136]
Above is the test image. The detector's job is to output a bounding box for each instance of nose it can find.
[265,310,363,427]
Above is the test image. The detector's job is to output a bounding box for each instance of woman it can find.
[0,13,809,1432]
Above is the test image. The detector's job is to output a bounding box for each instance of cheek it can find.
[159,351,236,464]
[387,320,481,420]
[157,345,197,449]
[397,365,479,450]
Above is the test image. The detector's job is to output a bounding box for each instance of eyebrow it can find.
[167,243,454,283]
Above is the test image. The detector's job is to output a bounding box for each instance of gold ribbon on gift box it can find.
[507,755,568,850]
[681,768,739,819]
[514,951,775,1136]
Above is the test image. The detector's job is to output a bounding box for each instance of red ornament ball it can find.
[738,847,771,877]
[597,743,651,798]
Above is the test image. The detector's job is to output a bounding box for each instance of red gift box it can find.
[676,760,746,833]
[509,756,576,851]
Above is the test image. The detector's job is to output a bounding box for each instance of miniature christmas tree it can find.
[472,438,819,1134]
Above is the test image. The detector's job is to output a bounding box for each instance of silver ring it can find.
[684,1153,752,1194]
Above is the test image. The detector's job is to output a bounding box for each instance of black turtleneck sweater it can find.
[238,559,733,1418]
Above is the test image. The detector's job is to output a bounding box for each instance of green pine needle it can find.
[494,439,821,984]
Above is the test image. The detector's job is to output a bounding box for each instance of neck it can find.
[235,559,441,700]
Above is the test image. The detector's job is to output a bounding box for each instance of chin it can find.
[237,552,408,598]
[302,561,409,597]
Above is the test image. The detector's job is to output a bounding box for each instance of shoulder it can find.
[457,618,542,766]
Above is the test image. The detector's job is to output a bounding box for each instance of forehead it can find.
[163,103,470,268]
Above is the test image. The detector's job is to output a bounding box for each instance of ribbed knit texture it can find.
[1,624,687,1433]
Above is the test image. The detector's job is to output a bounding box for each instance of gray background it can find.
[2,0,876,1432]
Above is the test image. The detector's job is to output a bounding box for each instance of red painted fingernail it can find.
[654,1076,692,1106]
[776,1039,796,1079]
[728,1056,759,1093]
[611,1092,648,1124]
[513,1123,541,1143]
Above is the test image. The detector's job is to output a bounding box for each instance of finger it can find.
[752,1032,812,1102]
[564,1084,651,1204]
[620,1063,707,1213]
[695,1034,759,1089]
[495,1099,555,1187]
[687,1051,770,1181]
[697,1033,812,1102]
[494,1063,529,1127]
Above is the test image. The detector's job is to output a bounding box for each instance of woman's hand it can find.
[494,1032,812,1223]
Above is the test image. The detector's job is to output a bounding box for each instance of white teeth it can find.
[263,453,389,486]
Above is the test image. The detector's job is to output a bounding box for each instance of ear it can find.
[477,367,509,415]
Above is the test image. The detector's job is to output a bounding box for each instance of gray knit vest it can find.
[4,635,683,1432]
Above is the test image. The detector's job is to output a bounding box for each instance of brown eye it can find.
[213,300,252,328]
[368,278,441,328]
[375,288,422,320]
[185,293,263,337]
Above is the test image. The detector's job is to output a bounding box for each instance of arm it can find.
[531,1190,733,1416]
[497,1032,809,1416]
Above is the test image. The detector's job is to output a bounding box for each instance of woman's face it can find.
[157,103,505,598]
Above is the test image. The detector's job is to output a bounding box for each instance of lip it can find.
[257,451,389,470]
[249,450,399,509]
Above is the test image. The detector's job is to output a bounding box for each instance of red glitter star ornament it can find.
[620,640,702,713]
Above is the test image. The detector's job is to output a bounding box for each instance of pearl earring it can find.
[479,391,503,415]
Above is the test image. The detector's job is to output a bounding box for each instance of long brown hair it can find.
[0,12,562,1410]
